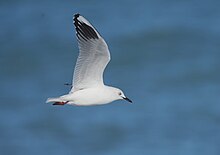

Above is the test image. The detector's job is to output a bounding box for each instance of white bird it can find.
[46,13,132,106]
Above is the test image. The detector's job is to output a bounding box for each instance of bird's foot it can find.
[53,101,69,105]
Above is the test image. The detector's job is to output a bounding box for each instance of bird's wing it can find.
[71,14,110,92]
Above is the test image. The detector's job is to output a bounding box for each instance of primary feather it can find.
[71,14,111,92]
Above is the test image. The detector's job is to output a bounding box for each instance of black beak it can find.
[123,97,132,103]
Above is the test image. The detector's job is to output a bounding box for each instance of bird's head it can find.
[111,87,132,103]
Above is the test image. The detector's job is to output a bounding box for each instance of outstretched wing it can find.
[71,14,110,92]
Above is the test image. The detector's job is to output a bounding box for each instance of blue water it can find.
[1,0,220,155]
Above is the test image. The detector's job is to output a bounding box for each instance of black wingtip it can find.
[73,13,99,41]
[74,13,80,19]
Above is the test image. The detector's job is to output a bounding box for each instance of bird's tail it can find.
[46,97,62,103]
[46,97,68,105]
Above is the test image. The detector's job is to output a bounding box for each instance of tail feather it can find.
[46,94,70,105]
[46,97,63,103]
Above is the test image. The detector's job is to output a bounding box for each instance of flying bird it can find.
[46,13,132,106]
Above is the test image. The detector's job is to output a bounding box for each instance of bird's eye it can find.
[118,92,122,95]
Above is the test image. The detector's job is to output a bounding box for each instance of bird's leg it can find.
[64,83,72,87]
[53,101,69,106]
[64,83,73,89]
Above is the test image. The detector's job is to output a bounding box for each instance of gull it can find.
[46,13,132,106]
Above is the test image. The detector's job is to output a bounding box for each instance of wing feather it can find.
[71,14,110,92]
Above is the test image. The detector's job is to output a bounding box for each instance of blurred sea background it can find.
[1,0,220,155]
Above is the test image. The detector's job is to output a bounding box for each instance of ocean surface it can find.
[1,0,220,155]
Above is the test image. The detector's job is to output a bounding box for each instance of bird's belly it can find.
[67,88,113,106]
